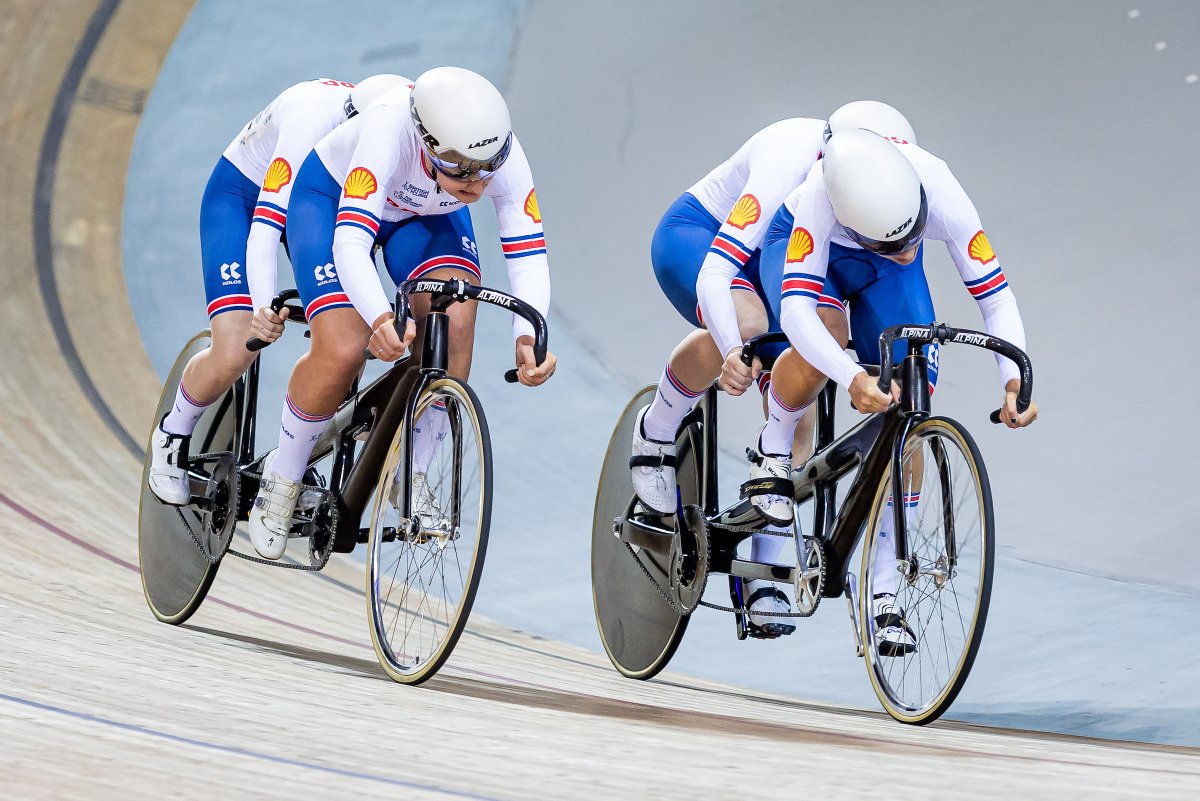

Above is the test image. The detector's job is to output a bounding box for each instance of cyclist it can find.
[246,66,556,560]
[756,127,1039,653]
[630,102,916,637]
[147,74,410,505]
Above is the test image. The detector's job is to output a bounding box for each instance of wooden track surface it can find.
[0,3,1198,798]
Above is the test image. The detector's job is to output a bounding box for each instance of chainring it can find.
[668,504,709,613]
[199,452,238,561]
[304,493,339,570]
[792,535,826,617]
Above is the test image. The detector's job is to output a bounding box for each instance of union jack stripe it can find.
[407,255,481,281]
[781,272,824,302]
[886,492,922,508]
[664,363,703,399]
[731,276,756,292]
[500,231,546,259]
[964,266,1008,300]
[756,371,772,394]
[708,232,753,268]
[817,294,846,314]
[305,291,353,320]
[207,294,252,318]
[253,201,287,232]
[335,207,381,238]
[286,393,332,423]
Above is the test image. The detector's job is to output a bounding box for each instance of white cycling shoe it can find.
[745,579,796,638]
[248,468,300,560]
[745,430,792,525]
[630,406,677,515]
[872,593,917,657]
[390,471,452,539]
[148,418,191,506]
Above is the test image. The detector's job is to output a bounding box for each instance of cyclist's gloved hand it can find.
[514,335,556,387]
[719,347,760,396]
[850,371,897,414]
[249,304,290,344]
[369,312,414,362]
[999,378,1038,429]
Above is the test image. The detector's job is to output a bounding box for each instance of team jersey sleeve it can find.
[696,141,815,358]
[330,111,403,326]
[485,138,549,341]
[776,171,864,389]
[245,108,336,310]
[929,167,1026,387]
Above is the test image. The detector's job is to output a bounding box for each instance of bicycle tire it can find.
[139,331,238,624]
[366,376,492,685]
[592,386,701,680]
[859,416,994,724]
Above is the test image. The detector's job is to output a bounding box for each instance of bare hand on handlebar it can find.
[368,312,415,362]
[514,335,556,386]
[998,378,1038,429]
[249,305,289,345]
[721,347,760,396]
[850,371,898,414]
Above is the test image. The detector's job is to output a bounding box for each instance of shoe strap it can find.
[746,585,789,607]
[629,453,676,469]
[739,476,792,499]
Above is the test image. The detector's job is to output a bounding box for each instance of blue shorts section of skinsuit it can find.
[651,192,787,361]
[759,206,940,386]
[288,150,480,321]
[199,156,258,318]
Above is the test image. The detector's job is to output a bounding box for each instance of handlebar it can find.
[245,289,305,352]
[876,323,1033,420]
[395,278,549,384]
[739,332,792,369]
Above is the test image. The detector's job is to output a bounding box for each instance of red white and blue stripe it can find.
[500,231,546,260]
[782,272,824,303]
[305,291,354,320]
[286,393,333,423]
[708,232,754,268]
[964,266,1008,301]
[769,384,803,413]
[886,493,921,508]
[817,294,845,314]
[178,380,211,409]
[207,294,253,318]
[335,206,381,238]
[756,371,772,394]
[665,363,703,399]
[407,255,482,281]
[253,201,287,233]
[731,276,756,292]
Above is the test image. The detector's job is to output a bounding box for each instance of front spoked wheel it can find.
[860,416,994,724]
[366,377,491,684]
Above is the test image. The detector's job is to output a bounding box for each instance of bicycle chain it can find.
[621,535,810,618]
[172,457,337,571]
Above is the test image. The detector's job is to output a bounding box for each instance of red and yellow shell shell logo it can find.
[262,158,292,193]
[342,167,378,200]
[968,230,996,264]
[524,188,541,223]
[726,194,761,230]
[785,228,814,263]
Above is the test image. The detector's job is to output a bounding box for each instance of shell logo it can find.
[968,230,996,264]
[262,158,292,193]
[785,227,814,263]
[524,189,541,223]
[726,194,761,230]
[342,167,378,200]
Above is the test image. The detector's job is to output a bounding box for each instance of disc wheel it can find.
[139,331,239,624]
[366,377,491,684]
[860,416,994,724]
[592,387,702,680]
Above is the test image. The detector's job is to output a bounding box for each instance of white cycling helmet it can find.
[823,100,917,145]
[409,66,513,179]
[823,128,927,256]
[347,74,412,117]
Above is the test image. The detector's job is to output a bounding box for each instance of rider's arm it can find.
[245,112,331,310]
[777,175,865,389]
[329,111,404,327]
[930,168,1026,387]
[486,137,550,340]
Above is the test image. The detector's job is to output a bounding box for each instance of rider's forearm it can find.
[695,258,742,358]
[779,299,861,389]
[976,289,1025,387]
[332,236,391,326]
[245,222,281,310]
[506,257,549,341]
